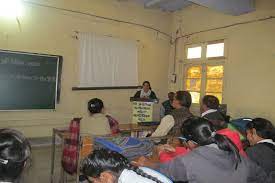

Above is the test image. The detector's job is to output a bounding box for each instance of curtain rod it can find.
[23,0,172,40]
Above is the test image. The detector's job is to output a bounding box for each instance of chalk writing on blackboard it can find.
[0,57,41,67]
[0,74,56,82]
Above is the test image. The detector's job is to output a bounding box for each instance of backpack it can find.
[61,118,81,174]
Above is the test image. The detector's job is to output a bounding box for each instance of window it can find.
[206,43,224,58]
[184,41,225,104]
[187,46,202,59]
[205,65,224,102]
[185,66,202,103]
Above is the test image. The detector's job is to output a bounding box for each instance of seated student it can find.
[134,81,157,100]
[81,98,119,136]
[200,95,246,156]
[160,92,175,119]
[246,118,275,180]
[200,95,226,124]
[151,91,193,137]
[0,129,31,183]
[81,149,172,183]
[159,117,270,183]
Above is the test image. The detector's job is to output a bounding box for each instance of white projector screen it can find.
[78,32,138,87]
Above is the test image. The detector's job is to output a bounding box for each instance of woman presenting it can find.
[134,81,157,99]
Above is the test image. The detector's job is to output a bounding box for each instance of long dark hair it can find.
[246,118,275,141]
[0,129,31,182]
[181,117,241,169]
[81,149,163,183]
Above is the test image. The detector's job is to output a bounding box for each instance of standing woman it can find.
[134,81,157,100]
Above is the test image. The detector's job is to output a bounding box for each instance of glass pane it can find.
[207,65,224,78]
[206,43,224,58]
[187,66,202,78]
[186,79,201,91]
[206,92,222,103]
[190,91,200,104]
[187,46,202,59]
[206,79,223,92]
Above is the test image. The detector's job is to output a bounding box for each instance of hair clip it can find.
[211,131,217,138]
[90,104,96,108]
[0,159,8,165]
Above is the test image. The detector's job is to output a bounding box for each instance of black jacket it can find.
[203,111,227,130]
[133,90,157,100]
[246,142,275,181]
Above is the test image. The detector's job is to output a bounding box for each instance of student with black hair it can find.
[0,129,31,183]
[133,81,157,100]
[200,95,247,156]
[160,92,175,119]
[159,117,270,183]
[200,95,226,128]
[246,118,275,180]
[81,149,172,183]
[152,91,193,137]
[81,98,119,135]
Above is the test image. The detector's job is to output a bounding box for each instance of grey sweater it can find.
[159,145,270,183]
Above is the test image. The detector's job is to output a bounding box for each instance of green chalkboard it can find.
[0,50,62,110]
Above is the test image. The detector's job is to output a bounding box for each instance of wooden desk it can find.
[50,124,159,183]
[119,123,158,137]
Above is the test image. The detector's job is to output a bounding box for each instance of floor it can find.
[22,146,76,183]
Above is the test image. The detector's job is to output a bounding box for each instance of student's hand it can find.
[157,144,176,155]
[131,156,148,167]
[131,156,158,169]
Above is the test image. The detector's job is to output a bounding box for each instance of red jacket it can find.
[217,128,247,157]
[159,147,190,163]
[159,128,246,163]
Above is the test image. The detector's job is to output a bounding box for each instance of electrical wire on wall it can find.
[171,15,275,81]
[19,0,275,85]
[16,17,22,32]
[22,0,173,41]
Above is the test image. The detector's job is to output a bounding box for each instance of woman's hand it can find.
[157,144,176,155]
[131,156,148,167]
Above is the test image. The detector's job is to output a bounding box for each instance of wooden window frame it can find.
[183,40,226,105]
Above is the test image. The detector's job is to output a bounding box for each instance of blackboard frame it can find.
[0,49,63,111]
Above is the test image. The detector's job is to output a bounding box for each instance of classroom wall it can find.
[0,0,172,137]
[170,0,275,122]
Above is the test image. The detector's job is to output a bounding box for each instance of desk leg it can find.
[50,129,56,183]
[59,137,65,183]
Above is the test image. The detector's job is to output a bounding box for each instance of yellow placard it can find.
[132,101,153,123]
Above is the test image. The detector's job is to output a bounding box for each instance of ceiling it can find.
[134,0,192,12]
[123,0,255,15]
